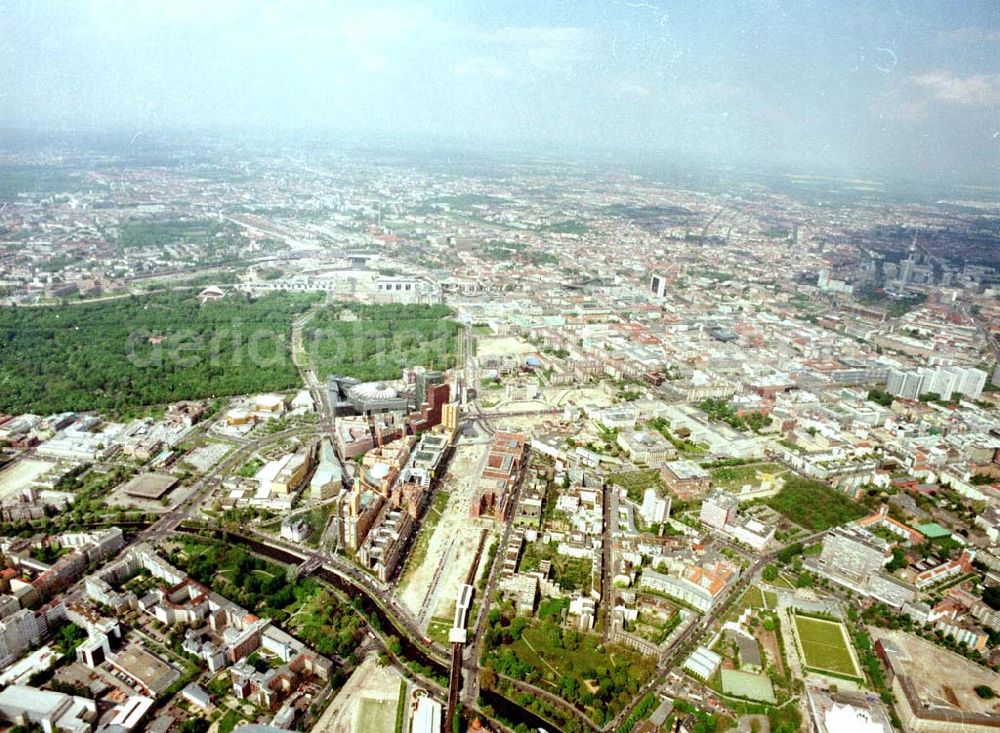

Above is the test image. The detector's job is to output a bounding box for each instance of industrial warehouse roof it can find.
[121,472,178,499]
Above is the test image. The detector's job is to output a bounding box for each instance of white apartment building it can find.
[700,490,738,530]
[886,365,988,401]
[641,487,670,524]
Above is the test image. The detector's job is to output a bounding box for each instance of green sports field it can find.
[792,614,862,679]
[355,698,398,733]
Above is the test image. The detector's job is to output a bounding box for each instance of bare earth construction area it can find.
[398,435,493,632]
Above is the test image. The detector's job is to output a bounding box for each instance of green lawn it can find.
[511,626,655,691]
[426,616,453,645]
[395,680,407,733]
[727,586,765,621]
[217,709,245,733]
[792,614,861,679]
[117,218,231,250]
[774,572,797,589]
[356,698,398,733]
[302,504,332,546]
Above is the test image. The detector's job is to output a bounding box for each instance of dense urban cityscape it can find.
[0,134,996,733]
[4,2,1000,733]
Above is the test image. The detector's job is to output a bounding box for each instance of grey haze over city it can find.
[5,0,1000,185]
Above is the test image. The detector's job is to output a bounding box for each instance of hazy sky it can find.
[5,1,999,182]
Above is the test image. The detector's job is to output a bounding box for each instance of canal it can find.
[183,527,563,733]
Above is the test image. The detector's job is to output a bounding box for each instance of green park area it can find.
[856,287,927,317]
[0,293,461,415]
[606,469,662,503]
[710,462,783,490]
[0,164,85,200]
[519,541,593,594]
[646,418,708,457]
[117,218,235,250]
[168,536,364,659]
[481,614,657,726]
[792,614,862,680]
[298,505,332,546]
[765,476,868,531]
[0,291,317,414]
[697,398,771,433]
[305,303,461,381]
[214,709,247,733]
[605,468,691,508]
[725,585,766,623]
[626,607,682,646]
[0,463,148,535]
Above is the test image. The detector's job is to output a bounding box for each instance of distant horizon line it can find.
[0,125,997,197]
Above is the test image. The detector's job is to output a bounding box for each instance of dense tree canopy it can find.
[0,291,317,414]
[983,585,1000,611]
[765,476,868,531]
[0,293,463,416]
[306,302,461,381]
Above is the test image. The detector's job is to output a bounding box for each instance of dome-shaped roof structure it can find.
[349,381,399,401]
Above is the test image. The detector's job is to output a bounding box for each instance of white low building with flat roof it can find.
[105,694,154,732]
[823,703,887,733]
[0,684,97,733]
[684,646,721,680]
[411,694,442,733]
